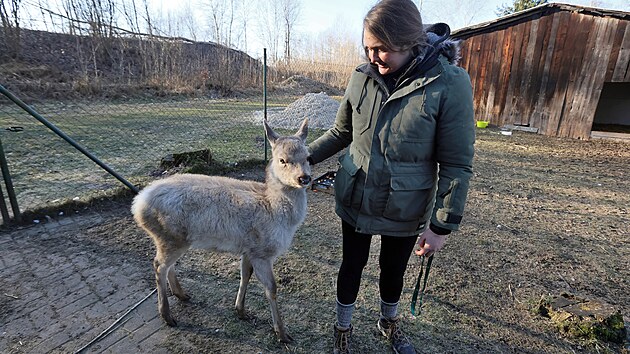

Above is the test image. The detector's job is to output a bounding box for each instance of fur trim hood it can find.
[424,23,461,65]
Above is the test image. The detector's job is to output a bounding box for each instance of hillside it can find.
[0,28,263,100]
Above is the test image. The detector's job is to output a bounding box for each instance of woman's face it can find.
[363,29,413,75]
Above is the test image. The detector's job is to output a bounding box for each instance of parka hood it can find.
[424,23,461,65]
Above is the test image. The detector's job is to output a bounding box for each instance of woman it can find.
[307,0,475,353]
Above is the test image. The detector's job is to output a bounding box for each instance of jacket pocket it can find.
[335,154,360,206]
[356,102,375,136]
[383,174,435,222]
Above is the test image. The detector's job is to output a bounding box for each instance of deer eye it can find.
[279,158,286,165]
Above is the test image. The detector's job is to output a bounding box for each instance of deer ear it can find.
[264,120,279,145]
[295,118,308,143]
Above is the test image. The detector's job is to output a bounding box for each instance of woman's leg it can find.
[337,220,372,304]
[378,234,418,306]
[335,220,372,328]
[377,234,419,352]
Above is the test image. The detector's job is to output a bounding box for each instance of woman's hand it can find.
[415,227,448,257]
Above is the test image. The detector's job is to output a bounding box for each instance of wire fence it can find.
[0,55,353,226]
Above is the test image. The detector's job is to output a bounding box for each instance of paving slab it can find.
[0,214,170,354]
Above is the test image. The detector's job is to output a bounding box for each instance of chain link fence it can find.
[0,36,355,225]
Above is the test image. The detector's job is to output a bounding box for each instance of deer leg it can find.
[154,246,187,327]
[154,257,177,326]
[167,267,190,301]
[235,254,253,319]
[250,258,293,343]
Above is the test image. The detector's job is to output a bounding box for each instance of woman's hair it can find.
[363,0,427,56]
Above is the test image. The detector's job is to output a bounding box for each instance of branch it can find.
[33,2,197,44]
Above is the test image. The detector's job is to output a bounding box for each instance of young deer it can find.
[131,119,311,343]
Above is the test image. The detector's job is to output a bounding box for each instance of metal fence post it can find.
[0,136,21,223]
[263,48,268,163]
[0,178,10,224]
[0,84,139,194]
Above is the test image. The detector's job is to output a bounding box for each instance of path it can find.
[0,213,170,354]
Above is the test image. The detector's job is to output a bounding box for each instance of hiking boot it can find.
[333,324,353,354]
[377,317,416,354]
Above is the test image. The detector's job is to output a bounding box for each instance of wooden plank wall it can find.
[456,10,630,139]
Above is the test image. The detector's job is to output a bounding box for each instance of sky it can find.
[21,0,630,58]
[268,0,630,58]
[298,0,630,34]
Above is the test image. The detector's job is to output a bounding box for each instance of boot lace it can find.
[380,318,415,353]
[334,326,352,354]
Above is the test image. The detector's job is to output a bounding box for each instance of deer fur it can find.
[131,119,311,343]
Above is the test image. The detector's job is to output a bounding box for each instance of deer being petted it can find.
[131,119,311,343]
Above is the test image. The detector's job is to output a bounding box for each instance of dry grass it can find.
[73,127,629,353]
[1,28,357,101]
[3,127,627,353]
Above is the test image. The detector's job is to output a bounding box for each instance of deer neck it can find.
[264,175,307,226]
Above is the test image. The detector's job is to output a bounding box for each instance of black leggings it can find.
[337,220,418,305]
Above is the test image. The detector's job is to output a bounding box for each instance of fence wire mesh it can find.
[0,57,353,225]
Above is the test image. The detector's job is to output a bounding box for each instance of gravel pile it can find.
[253,92,340,130]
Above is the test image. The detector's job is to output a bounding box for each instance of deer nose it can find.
[298,175,311,186]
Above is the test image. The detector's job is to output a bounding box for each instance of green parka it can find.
[308,24,475,237]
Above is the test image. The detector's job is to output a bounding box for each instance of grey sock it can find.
[380,299,398,320]
[336,299,355,329]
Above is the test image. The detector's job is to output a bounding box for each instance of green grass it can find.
[0,97,328,216]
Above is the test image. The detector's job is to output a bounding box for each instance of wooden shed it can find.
[452,3,630,140]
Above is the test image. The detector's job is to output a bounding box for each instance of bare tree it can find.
[236,0,251,52]
[180,1,198,41]
[280,0,300,61]
[206,0,225,44]
[205,0,243,48]
[226,0,235,47]
[141,0,154,36]
[62,0,116,38]
[121,0,142,34]
[0,0,20,29]
[299,25,361,65]
[0,0,22,58]
[255,0,282,61]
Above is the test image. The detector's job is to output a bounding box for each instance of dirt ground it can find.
[1,127,628,353]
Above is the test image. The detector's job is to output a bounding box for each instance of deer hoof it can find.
[236,307,248,319]
[278,331,294,343]
[175,293,191,301]
[162,314,178,327]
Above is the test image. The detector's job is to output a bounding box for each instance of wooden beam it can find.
[605,21,627,82]
[612,22,630,81]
